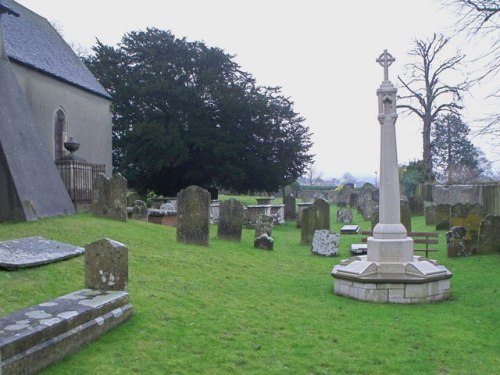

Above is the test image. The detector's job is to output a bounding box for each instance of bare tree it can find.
[304,162,323,186]
[397,33,469,182]
[441,0,500,141]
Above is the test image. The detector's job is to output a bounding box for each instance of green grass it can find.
[0,201,499,374]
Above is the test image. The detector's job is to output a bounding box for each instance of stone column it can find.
[368,50,413,262]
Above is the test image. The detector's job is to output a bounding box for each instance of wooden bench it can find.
[359,230,439,258]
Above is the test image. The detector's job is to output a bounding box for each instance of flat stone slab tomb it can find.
[0,289,133,374]
[0,237,84,270]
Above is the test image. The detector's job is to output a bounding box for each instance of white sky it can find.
[15,0,499,180]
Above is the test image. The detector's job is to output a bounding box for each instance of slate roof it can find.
[0,0,111,99]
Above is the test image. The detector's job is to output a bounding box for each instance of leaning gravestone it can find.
[283,194,296,220]
[435,204,451,230]
[336,209,353,223]
[92,173,127,222]
[85,238,129,291]
[176,185,210,246]
[311,230,340,256]
[131,200,148,221]
[477,215,500,255]
[255,214,273,238]
[315,198,330,230]
[217,199,244,241]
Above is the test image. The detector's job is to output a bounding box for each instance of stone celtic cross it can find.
[376,49,395,81]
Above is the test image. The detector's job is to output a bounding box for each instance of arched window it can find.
[54,109,67,160]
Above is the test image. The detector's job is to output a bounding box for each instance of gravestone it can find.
[131,200,148,221]
[254,234,273,250]
[408,196,424,216]
[446,226,474,257]
[340,225,360,234]
[450,203,486,243]
[210,201,220,224]
[311,230,340,256]
[296,202,313,228]
[92,173,127,222]
[244,205,271,228]
[270,204,285,225]
[424,203,436,226]
[176,185,210,246]
[283,194,296,220]
[435,204,451,230]
[217,198,244,241]
[349,193,359,208]
[336,209,353,223]
[255,214,273,238]
[477,215,500,254]
[300,199,330,245]
[85,238,129,291]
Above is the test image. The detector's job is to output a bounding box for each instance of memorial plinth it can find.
[331,50,452,303]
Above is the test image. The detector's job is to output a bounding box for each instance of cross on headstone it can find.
[376,49,395,81]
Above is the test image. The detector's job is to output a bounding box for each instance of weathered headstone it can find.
[424,203,436,226]
[311,230,340,256]
[284,194,296,220]
[160,202,176,213]
[446,226,474,257]
[85,238,129,291]
[435,204,451,230]
[408,196,424,216]
[176,185,210,246]
[336,209,353,223]
[400,199,412,232]
[349,193,359,208]
[477,215,500,254]
[255,214,273,238]
[244,205,271,228]
[296,202,313,228]
[217,198,244,241]
[450,203,486,243]
[131,200,148,221]
[300,199,330,245]
[254,234,273,250]
[210,201,220,224]
[92,173,128,222]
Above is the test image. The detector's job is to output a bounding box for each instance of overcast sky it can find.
[15,0,499,180]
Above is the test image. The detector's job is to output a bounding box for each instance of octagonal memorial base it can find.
[331,255,452,303]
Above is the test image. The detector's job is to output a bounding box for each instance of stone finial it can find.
[85,238,129,291]
[376,49,395,81]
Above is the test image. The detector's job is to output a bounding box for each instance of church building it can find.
[1,0,112,171]
[0,0,112,221]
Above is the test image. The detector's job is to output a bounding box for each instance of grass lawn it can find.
[0,199,499,374]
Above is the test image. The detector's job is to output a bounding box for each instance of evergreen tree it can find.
[85,28,313,195]
[431,114,482,183]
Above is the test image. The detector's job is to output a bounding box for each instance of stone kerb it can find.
[91,173,127,222]
[1,238,133,374]
[85,238,129,291]
[217,199,244,241]
[176,185,211,246]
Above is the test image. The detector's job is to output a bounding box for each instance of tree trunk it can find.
[422,116,433,183]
